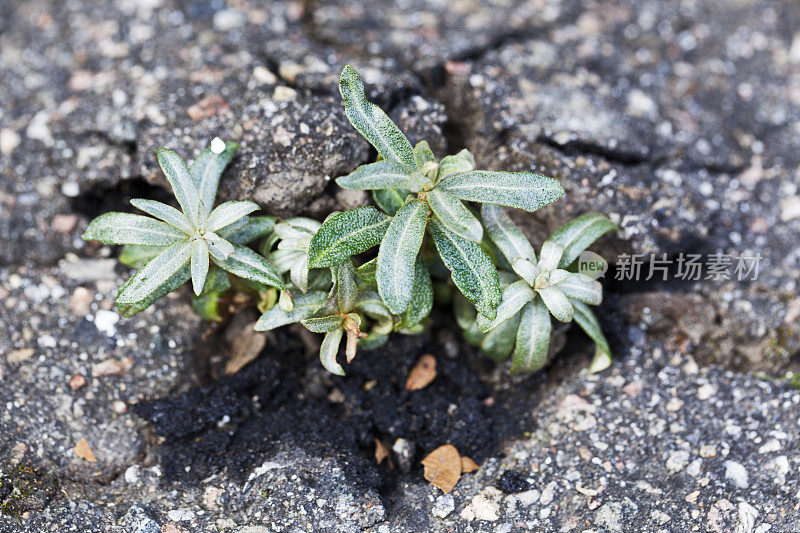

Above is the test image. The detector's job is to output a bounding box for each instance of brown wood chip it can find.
[74,438,97,463]
[374,438,390,465]
[461,456,479,473]
[405,353,437,391]
[421,444,461,493]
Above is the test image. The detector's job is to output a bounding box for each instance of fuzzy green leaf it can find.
[556,273,602,305]
[377,198,429,314]
[116,263,191,317]
[538,241,565,272]
[400,257,433,328]
[189,139,238,209]
[205,201,260,232]
[414,140,435,169]
[254,290,327,330]
[572,300,612,373]
[476,280,536,333]
[511,258,540,286]
[214,244,284,289]
[157,148,204,226]
[373,188,410,216]
[355,291,393,319]
[307,207,391,268]
[481,204,535,263]
[203,232,235,261]
[355,257,378,284]
[221,216,275,244]
[429,218,500,319]
[83,212,188,246]
[117,240,193,304]
[119,244,164,269]
[302,314,345,333]
[130,199,194,234]
[427,188,483,242]
[438,170,564,212]
[453,292,477,330]
[511,299,551,373]
[480,312,521,362]
[190,268,231,322]
[537,286,574,322]
[549,213,617,268]
[290,256,310,293]
[336,160,412,191]
[436,151,475,180]
[337,260,359,313]
[191,238,210,295]
[270,249,303,273]
[320,329,345,376]
[339,65,416,170]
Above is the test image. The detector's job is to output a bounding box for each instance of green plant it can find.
[82,139,283,316]
[83,66,617,378]
[455,208,616,373]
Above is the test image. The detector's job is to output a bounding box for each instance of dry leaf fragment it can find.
[421,444,461,493]
[74,438,97,463]
[461,456,479,473]
[405,354,437,391]
[374,439,390,466]
[225,323,266,375]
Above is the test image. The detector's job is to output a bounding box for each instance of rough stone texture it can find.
[2,0,800,531]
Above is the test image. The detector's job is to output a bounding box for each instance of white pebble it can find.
[210,137,226,154]
[94,309,119,337]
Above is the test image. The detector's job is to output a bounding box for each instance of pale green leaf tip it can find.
[588,349,612,373]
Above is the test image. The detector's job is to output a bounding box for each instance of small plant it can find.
[83,65,617,377]
[455,208,616,372]
[82,139,283,316]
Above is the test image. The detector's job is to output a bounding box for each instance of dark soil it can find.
[133,317,601,497]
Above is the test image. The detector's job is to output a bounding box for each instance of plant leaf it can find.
[429,217,500,319]
[414,140,435,169]
[205,201,260,232]
[290,255,309,292]
[549,213,617,268]
[203,232,235,261]
[213,244,284,289]
[83,212,188,246]
[480,311,521,362]
[511,299,551,373]
[427,188,483,242]
[481,204,536,263]
[377,198,429,314]
[401,256,433,328]
[319,329,345,376]
[130,199,194,234]
[438,170,564,212]
[221,216,276,244]
[556,273,602,305]
[119,244,164,269]
[571,300,612,373]
[339,65,416,170]
[302,314,345,333]
[336,160,412,191]
[157,148,204,226]
[337,260,359,313]
[373,188,410,216]
[254,290,327,330]
[476,280,535,333]
[116,240,193,304]
[538,241,565,272]
[436,151,475,180]
[355,291,393,319]
[537,286,574,322]
[511,258,540,285]
[307,207,391,268]
[116,263,191,317]
[355,257,378,284]
[189,139,238,209]
[191,238,210,295]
